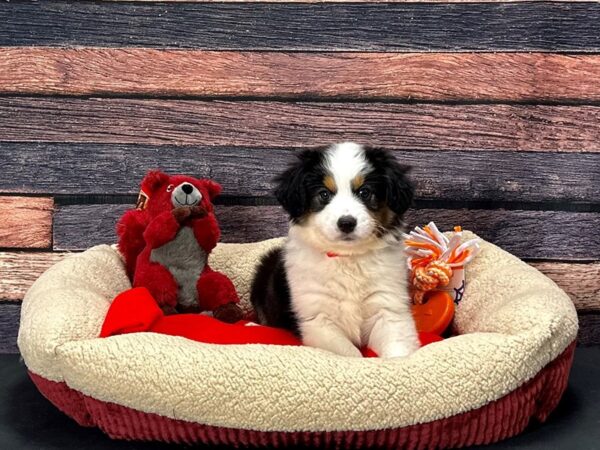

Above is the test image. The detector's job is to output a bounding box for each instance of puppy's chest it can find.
[324,260,373,299]
[288,252,385,311]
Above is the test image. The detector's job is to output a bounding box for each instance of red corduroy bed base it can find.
[28,342,575,449]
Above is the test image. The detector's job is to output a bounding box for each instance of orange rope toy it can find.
[403,222,481,304]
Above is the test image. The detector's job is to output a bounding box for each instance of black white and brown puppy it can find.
[250,142,419,358]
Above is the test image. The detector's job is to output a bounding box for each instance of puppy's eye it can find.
[318,189,331,201]
[166,184,174,193]
[358,186,372,200]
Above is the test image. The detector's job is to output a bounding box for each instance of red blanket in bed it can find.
[100,287,442,357]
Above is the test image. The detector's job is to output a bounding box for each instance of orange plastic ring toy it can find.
[411,290,455,335]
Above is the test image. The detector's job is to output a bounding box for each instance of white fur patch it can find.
[312,142,375,242]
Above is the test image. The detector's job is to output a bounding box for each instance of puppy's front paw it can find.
[303,331,362,358]
[330,341,362,358]
[379,340,419,358]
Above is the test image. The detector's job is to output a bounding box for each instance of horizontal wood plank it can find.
[103,0,600,3]
[2,99,600,153]
[53,204,600,260]
[4,49,600,102]
[2,2,600,51]
[0,301,595,351]
[53,205,288,251]
[0,303,20,353]
[578,315,600,346]
[0,252,67,301]
[1,143,599,203]
[0,197,53,249]
[530,262,600,312]
[1,252,598,312]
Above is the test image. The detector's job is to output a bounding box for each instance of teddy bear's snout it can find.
[172,182,202,207]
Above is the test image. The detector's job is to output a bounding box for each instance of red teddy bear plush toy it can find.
[117,170,243,323]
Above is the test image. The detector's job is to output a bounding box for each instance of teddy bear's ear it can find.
[204,180,222,200]
[141,170,169,194]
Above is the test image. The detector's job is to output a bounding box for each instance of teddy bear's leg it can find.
[196,267,239,310]
[196,267,242,323]
[134,262,179,311]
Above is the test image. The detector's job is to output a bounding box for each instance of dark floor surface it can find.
[1,348,598,450]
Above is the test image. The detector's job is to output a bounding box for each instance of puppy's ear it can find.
[275,150,321,219]
[385,162,414,216]
[364,147,414,216]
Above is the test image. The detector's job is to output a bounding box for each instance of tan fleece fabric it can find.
[18,233,578,432]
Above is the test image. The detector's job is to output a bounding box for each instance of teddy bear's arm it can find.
[143,210,181,249]
[191,213,222,253]
[116,209,148,279]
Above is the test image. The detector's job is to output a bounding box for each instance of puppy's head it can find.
[275,142,413,253]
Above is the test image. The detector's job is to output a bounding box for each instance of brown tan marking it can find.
[370,206,398,236]
[351,175,365,191]
[323,175,337,192]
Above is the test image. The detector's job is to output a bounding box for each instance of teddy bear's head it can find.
[137,170,222,217]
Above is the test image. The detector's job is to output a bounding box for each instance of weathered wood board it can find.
[532,262,600,312]
[0,252,68,302]
[578,315,600,347]
[0,197,53,249]
[0,303,20,353]
[94,0,600,3]
[2,99,600,152]
[1,144,599,204]
[3,2,600,51]
[51,204,600,260]
[3,49,600,102]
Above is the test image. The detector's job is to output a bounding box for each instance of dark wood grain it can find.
[2,99,600,153]
[2,2,600,51]
[0,303,20,353]
[0,197,53,249]
[578,314,600,346]
[53,204,288,251]
[91,0,600,2]
[52,204,600,260]
[4,49,600,102]
[2,143,599,203]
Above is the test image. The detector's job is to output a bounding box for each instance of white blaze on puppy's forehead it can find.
[324,142,371,192]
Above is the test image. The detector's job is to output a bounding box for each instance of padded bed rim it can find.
[28,341,576,449]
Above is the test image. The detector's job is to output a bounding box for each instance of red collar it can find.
[326,251,348,258]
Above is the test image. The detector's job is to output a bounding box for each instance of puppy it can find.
[250,142,419,358]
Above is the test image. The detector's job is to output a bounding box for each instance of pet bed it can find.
[18,232,578,449]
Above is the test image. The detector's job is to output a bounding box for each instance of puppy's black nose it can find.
[337,215,357,234]
[181,183,193,195]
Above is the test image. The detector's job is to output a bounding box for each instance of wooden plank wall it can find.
[0,0,599,352]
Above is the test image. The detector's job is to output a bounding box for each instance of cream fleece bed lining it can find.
[18,232,578,433]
